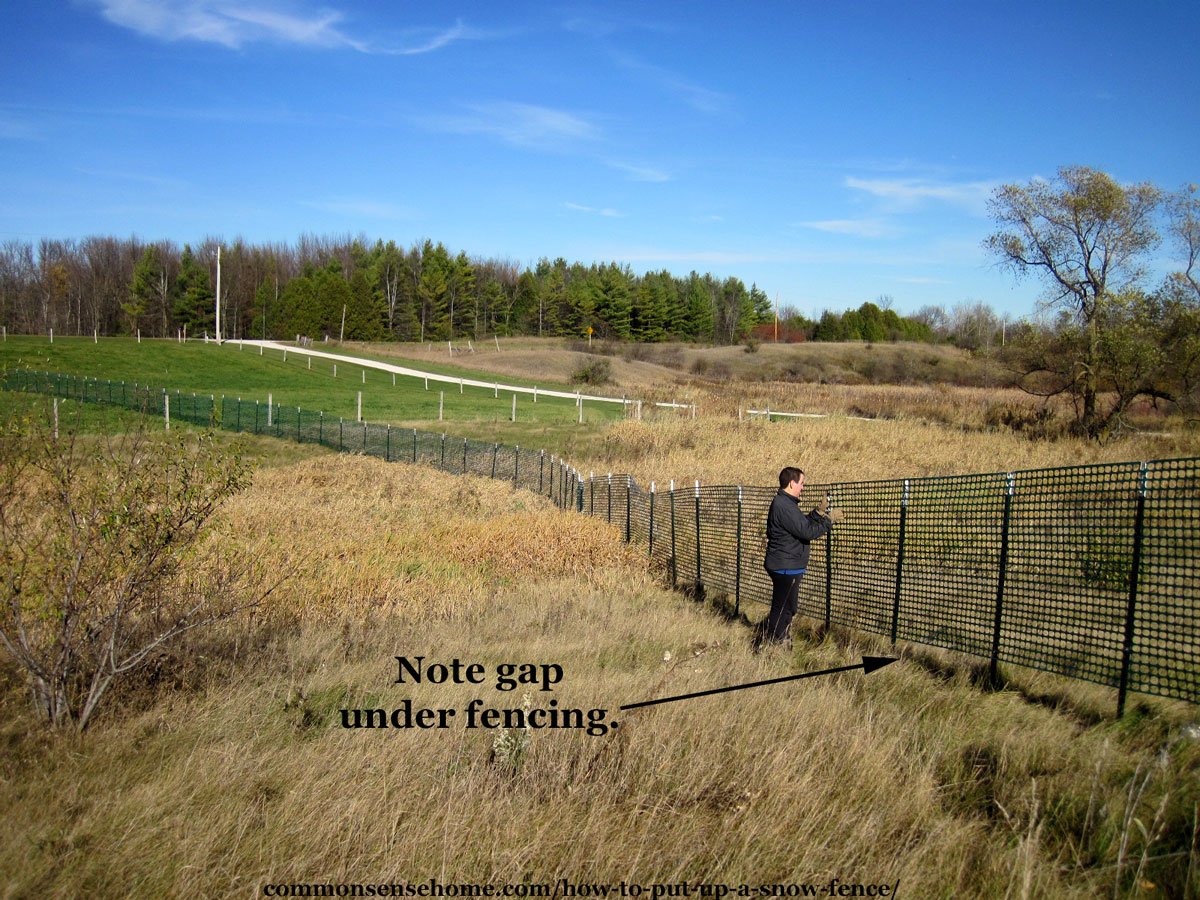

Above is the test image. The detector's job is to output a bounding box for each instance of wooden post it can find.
[357,391,362,422]
[439,391,444,421]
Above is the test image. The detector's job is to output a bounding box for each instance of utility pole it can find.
[215,245,222,344]
[340,304,347,342]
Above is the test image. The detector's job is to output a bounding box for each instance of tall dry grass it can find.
[1,456,1196,898]
[580,415,1199,491]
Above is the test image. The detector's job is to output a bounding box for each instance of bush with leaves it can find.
[0,410,268,730]
[571,356,612,386]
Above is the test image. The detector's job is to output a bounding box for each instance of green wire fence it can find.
[6,368,1197,715]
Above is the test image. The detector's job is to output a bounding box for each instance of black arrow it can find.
[618,656,898,712]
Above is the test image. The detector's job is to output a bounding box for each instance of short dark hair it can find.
[778,467,804,489]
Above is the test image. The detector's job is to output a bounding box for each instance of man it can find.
[760,466,841,648]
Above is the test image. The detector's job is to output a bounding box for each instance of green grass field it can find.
[0,335,626,453]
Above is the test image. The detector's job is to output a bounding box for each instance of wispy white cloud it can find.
[0,112,43,141]
[561,10,674,39]
[302,198,415,220]
[92,1,479,54]
[845,176,995,214]
[797,218,898,239]
[895,275,953,285]
[422,102,599,150]
[614,53,730,115]
[564,202,622,218]
[605,160,670,182]
[75,167,191,192]
[601,247,769,265]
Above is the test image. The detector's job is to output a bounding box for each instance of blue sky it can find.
[1,1,1197,319]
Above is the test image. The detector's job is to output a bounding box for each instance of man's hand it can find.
[826,507,845,523]
[816,493,830,515]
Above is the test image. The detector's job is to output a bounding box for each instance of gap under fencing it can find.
[6,368,1197,714]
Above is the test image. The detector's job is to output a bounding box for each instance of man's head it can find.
[778,466,805,497]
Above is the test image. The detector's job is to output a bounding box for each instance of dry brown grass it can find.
[211,454,639,623]
[576,415,1200,492]
[1,457,1197,898]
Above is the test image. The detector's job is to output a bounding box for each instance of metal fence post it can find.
[890,479,909,645]
[625,475,632,543]
[539,450,545,495]
[412,428,418,463]
[440,432,446,470]
[463,438,469,474]
[1117,462,1150,718]
[513,446,519,486]
[694,480,702,589]
[735,486,743,615]
[989,473,1015,686]
[386,424,391,461]
[649,482,656,559]
[491,443,498,479]
[824,506,833,631]
[670,479,677,586]
[607,473,613,524]
[576,472,584,513]
[339,418,344,452]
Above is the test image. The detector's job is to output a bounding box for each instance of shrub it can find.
[983,402,1061,440]
[571,356,612,385]
[0,410,269,730]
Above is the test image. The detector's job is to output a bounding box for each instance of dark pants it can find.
[765,571,804,642]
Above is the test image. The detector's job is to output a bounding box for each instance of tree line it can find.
[2,233,947,346]
[0,235,778,344]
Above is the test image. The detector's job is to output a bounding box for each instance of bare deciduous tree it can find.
[0,412,273,730]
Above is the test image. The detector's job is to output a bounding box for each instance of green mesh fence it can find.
[6,367,1197,711]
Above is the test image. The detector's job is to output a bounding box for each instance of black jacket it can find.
[764,490,831,572]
